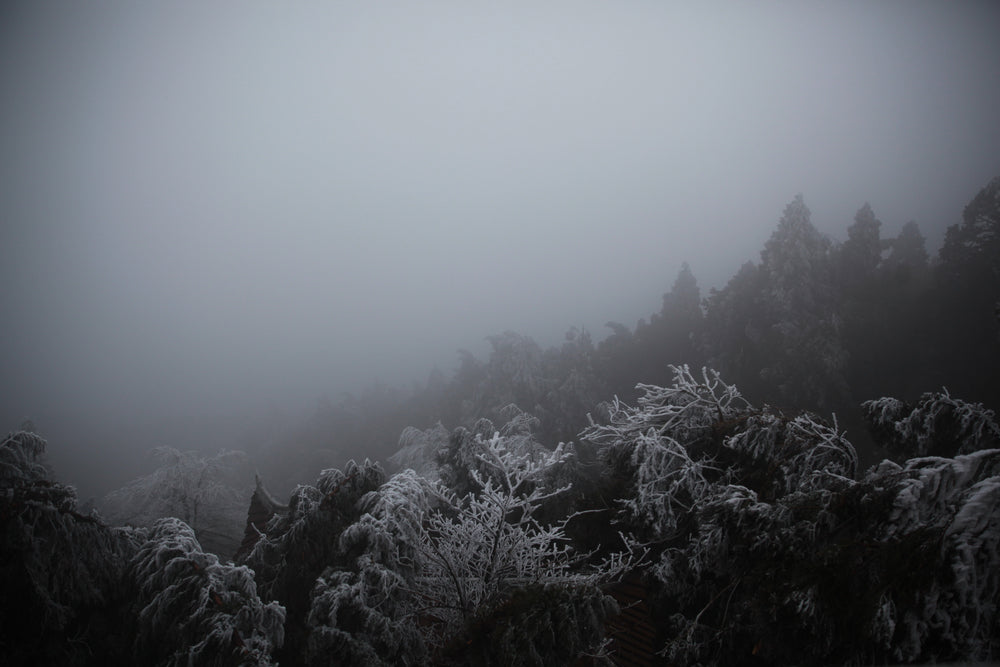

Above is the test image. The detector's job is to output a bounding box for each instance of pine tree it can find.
[758,195,848,410]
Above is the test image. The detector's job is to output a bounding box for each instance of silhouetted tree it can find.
[701,261,768,402]
[757,195,848,410]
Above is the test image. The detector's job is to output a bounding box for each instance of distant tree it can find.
[389,422,451,479]
[540,327,606,444]
[883,220,929,280]
[701,261,768,401]
[596,321,641,399]
[101,447,252,556]
[757,195,848,410]
[835,204,891,404]
[483,331,549,414]
[939,176,1000,290]
[662,262,703,325]
[633,263,706,388]
[838,202,882,290]
[930,177,1000,402]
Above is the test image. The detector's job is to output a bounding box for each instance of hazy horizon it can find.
[3,2,999,496]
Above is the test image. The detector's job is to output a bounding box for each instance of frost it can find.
[405,431,590,644]
[583,369,998,664]
[132,517,285,666]
[863,390,1000,458]
[101,447,254,556]
[388,422,451,479]
[0,430,48,486]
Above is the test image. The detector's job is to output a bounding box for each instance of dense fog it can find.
[2,2,999,498]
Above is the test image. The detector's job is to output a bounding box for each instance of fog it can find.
[2,2,999,497]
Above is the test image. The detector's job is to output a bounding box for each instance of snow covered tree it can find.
[2,430,286,666]
[388,422,451,479]
[406,433,576,635]
[130,517,285,666]
[582,365,752,539]
[863,390,1000,458]
[1,430,144,665]
[400,426,631,659]
[304,467,437,665]
[101,447,253,556]
[581,367,1000,665]
[240,459,387,665]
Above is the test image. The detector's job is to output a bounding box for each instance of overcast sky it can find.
[2,2,1000,486]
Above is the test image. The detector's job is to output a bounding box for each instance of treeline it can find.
[4,178,1000,665]
[4,366,999,665]
[262,177,1000,486]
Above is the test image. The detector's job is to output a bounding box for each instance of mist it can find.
[2,1,999,497]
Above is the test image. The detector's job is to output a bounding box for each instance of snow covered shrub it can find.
[0,429,145,665]
[131,517,285,666]
[863,390,1000,458]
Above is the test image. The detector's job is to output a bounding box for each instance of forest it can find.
[3,178,1000,666]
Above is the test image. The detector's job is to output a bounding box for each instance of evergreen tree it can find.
[836,204,890,405]
[838,202,882,289]
[883,220,929,280]
[926,177,1000,405]
[701,261,768,402]
[758,195,848,410]
[634,263,706,386]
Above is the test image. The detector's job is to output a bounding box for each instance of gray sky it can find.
[2,2,1000,486]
